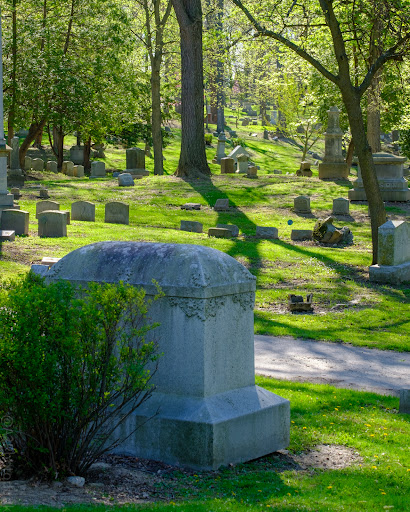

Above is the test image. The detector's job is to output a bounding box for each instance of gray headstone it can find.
[214,198,229,211]
[181,203,201,210]
[291,229,313,241]
[220,157,234,174]
[399,389,410,414]
[0,230,15,242]
[62,161,75,175]
[32,158,44,171]
[24,156,32,171]
[38,211,67,238]
[73,165,85,177]
[71,201,96,222]
[216,224,239,237]
[256,226,278,239]
[208,227,231,238]
[36,200,60,218]
[236,154,249,174]
[42,241,290,469]
[10,136,20,170]
[118,173,135,187]
[294,196,311,214]
[69,146,84,165]
[332,197,350,215]
[180,220,203,233]
[0,209,29,235]
[105,202,129,225]
[90,161,106,177]
[46,161,58,173]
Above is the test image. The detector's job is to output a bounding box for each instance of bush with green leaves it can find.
[0,273,163,480]
[399,129,410,159]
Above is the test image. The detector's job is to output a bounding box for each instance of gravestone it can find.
[294,195,311,214]
[73,165,85,177]
[216,224,239,237]
[36,200,60,218]
[181,203,201,210]
[36,241,290,469]
[318,107,349,179]
[62,161,74,176]
[24,156,32,171]
[126,147,149,176]
[0,230,15,241]
[180,220,203,233]
[71,201,95,222]
[220,157,234,174]
[105,202,129,225]
[208,227,231,238]
[256,226,279,239]
[0,209,29,235]
[228,145,250,166]
[38,210,67,237]
[296,161,312,177]
[332,197,350,215]
[46,161,58,173]
[369,220,410,284]
[399,389,410,414]
[247,166,258,178]
[69,145,84,165]
[263,129,269,140]
[90,161,106,177]
[236,154,249,174]
[10,187,20,199]
[118,173,135,187]
[348,153,410,202]
[214,198,229,211]
[291,229,313,241]
[32,158,44,171]
[9,136,22,176]
[39,189,49,199]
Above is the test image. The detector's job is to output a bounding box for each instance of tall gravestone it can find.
[318,107,349,179]
[37,242,290,470]
[212,133,227,164]
[125,148,149,176]
[8,136,23,176]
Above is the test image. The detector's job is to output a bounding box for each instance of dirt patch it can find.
[290,444,363,471]
[0,446,363,507]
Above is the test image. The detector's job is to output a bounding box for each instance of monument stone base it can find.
[112,386,290,470]
[369,262,410,285]
[348,185,410,202]
[126,168,149,176]
[318,162,349,179]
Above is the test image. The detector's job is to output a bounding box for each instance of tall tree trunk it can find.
[55,126,64,170]
[7,0,17,145]
[341,86,386,264]
[19,119,47,169]
[151,56,164,175]
[172,0,211,177]
[366,18,382,153]
[84,137,91,171]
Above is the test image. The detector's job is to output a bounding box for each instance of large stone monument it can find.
[69,145,84,165]
[318,107,349,180]
[369,220,410,284]
[125,148,149,176]
[348,153,410,202]
[37,242,290,470]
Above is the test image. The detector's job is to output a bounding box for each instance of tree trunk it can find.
[172,0,211,177]
[19,119,47,169]
[84,137,92,171]
[341,86,386,264]
[55,126,64,170]
[346,138,354,169]
[367,83,381,153]
[7,0,17,146]
[151,56,164,175]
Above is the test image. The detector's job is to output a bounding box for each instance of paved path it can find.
[254,335,410,396]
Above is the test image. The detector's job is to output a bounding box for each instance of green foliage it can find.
[0,273,163,480]
[399,130,410,160]
[232,137,247,148]
[204,134,213,145]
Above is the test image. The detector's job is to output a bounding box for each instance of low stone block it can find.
[62,161,75,176]
[62,210,71,225]
[10,187,21,199]
[180,220,203,233]
[291,229,313,241]
[30,264,50,276]
[46,161,58,173]
[256,226,278,239]
[39,189,49,199]
[247,166,258,177]
[332,197,350,215]
[71,201,95,222]
[399,389,410,414]
[220,157,235,174]
[105,202,129,225]
[73,165,85,177]
[214,198,229,211]
[32,158,44,171]
[90,161,106,177]
[208,227,232,238]
[0,230,15,241]
[181,203,201,210]
[36,200,60,218]
[41,257,61,267]
[369,262,410,285]
[38,211,67,237]
[118,173,135,186]
[294,195,311,214]
[216,223,239,237]
[127,169,149,177]
[0,209,29,235]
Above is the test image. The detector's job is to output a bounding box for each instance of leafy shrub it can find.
[232,137,247,148]
[399,129,410,159]
[0,273,162,480]
[204,133,213,145]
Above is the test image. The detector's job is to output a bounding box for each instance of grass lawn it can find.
[4,378,410,511]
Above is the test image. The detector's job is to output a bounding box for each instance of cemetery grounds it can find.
[0,125,409,511]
